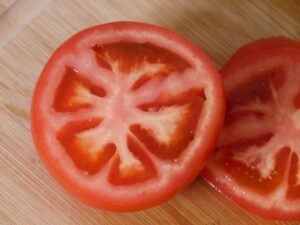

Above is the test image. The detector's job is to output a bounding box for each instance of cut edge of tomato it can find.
[202,168,300,220]
[228,36,300,65]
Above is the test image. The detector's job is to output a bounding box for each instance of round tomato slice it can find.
[202,37,300,220]
[31,22,225,211]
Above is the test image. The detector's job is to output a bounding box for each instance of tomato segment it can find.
[203,37,300,220]
[215,144,289,195]
[56,118,118,175]
[53,68,106,112]
[288,153,300,199]
[108,136,157,185]
[31,22,225,211]
[293,91,300,109]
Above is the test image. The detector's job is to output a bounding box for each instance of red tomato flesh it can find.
[203,37,300,220]
[31,22,225,211]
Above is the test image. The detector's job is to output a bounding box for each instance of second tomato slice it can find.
[203,37,300,220]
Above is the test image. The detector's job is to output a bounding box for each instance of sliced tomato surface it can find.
[31,22,224,211]
[202,37,300,220]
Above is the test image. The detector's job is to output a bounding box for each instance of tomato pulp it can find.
[31,22,225,211]
[203,37,300,220]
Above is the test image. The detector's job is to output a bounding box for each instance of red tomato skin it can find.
[228,36,300,64]
[203,169,300,220]
[31,21,225,211]
[202,36,300,220]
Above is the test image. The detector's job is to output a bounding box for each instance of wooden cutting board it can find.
[1,0,300,224]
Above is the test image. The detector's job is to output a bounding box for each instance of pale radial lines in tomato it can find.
[56,46,204,177]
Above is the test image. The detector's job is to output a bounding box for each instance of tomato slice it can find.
[31,22,225,211]
[202,37,300,220]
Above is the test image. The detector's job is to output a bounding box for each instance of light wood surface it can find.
[1,0,300,224]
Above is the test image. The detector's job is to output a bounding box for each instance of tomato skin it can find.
[202,37,300,220]
[202,169,300,220]
[31,22,225,211]
[228,36,300,64]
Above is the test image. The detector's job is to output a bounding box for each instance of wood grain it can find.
[0,0,300,224]
[0,0,50,48]
[0,0,14,15]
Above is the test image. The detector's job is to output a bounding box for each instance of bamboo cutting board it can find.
[1,0,300,224]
